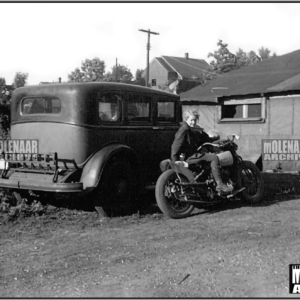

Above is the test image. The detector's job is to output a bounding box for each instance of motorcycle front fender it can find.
[169,161,195,183]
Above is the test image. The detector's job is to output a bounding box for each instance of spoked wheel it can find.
[236,160,264,204]
[94,159,137,217]
[155,169,195,219]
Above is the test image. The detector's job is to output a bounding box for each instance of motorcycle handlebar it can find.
[197,134,239,151]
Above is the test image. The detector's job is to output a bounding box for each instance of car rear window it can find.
[21,97,61,115]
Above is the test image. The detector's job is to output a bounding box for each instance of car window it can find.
[127,95,151,122]
[21,97,61,115]
[157,101,175,122]
[99,93,122,122]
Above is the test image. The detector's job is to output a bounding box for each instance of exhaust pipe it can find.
[179,199,213,204]
[178,181,208,186]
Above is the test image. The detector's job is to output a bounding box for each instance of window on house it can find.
[218,98,265,123]
[151,79,156,87]
[157,101,175,122]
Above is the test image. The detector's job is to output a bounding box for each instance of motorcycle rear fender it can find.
[80,144,139,190]
[240,152,261,165]
[169,161,195,182]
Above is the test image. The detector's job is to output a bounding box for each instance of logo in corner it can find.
[290,264,300,293]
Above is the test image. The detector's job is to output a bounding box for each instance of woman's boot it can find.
[211,165,233,193]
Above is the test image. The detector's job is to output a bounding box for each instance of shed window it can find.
[248,104,261,117]
[218,98,265,123]
[21,97,61,115]
[222,105,243,119]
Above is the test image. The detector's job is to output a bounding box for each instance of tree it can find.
[193,70,217,84]
[208,40,239,74]
[68,68,83,82]
[247,50,261,65]
[104,65,133,83]
[207,40,277,75]
[235,48,252,68]
[0,78,11,139]
[13,72,28,88]
[258,47,271,60]
[258,46,277,61]
[134,69,145,86]
[235,48,264,66]
[68,57,105,82]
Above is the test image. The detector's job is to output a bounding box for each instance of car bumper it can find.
[0,178,83,193]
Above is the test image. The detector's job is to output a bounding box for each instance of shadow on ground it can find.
[188,173,300,217]
[41,189,160,218]
[32,172,300,219]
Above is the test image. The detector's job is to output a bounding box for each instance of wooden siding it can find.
[183,95,300,172]
[148,59,169,90]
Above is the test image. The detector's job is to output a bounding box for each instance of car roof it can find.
[14,82,180,98]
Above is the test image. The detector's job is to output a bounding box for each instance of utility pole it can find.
[116,58,118,82]
[139,29,159,87]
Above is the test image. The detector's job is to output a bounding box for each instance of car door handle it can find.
[153,127,162,130]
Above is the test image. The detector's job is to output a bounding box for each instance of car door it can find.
[124,92,157,173]
[153,95,180,170]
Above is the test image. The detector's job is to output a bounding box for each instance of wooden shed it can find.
[180,49,300,172]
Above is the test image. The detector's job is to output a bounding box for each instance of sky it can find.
[1,2,300,85]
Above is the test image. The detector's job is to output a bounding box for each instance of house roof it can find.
[161,56,209,79]
[156,57,175,73]
[180,49,300,102]
[142,55,210,81]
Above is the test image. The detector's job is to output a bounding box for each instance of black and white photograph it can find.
[1,1,300,298]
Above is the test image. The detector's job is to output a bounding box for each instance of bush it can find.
[0,103,10,139]
[0,191,48,223]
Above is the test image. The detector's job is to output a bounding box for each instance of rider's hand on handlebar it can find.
[221,139,230,144]
[226,134,239,141]
[214,139,227,146]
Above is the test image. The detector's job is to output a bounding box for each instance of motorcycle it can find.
[155,133,264,219]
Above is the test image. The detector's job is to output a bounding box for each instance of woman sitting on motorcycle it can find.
[160,110,232,194]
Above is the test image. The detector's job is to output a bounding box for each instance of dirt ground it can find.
[1,173,300,298]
